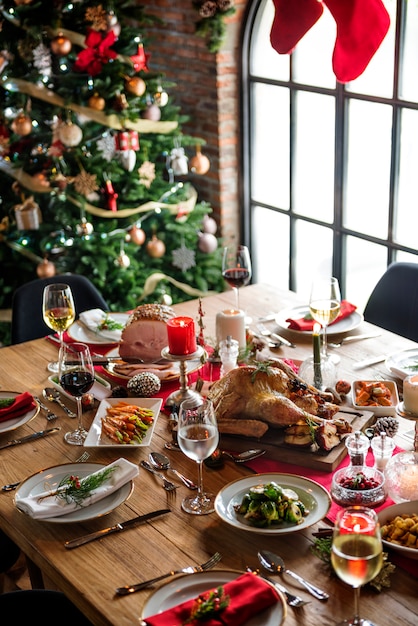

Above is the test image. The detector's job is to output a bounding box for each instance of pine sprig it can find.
[183,586,230,624]
[37,466,118,507]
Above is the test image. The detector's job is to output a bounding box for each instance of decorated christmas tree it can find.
[0,0,225,344]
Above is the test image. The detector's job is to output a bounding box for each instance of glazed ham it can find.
[119,303,175,362]
[207,361,341,438]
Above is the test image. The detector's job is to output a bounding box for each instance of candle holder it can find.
[162,345,207,407]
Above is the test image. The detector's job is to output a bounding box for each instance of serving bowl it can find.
[331,466,386,508]
[352,380,399,416]
[378,500,418,560]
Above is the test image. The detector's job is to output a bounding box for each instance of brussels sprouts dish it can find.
[233,481,309,528]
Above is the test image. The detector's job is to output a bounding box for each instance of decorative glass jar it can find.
[385,451,418,503]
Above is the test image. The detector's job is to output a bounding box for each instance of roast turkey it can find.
[207,360,341,438]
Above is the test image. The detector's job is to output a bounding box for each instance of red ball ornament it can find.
[129,225,146,246]
[36,258,56,278]
[11,113,32,136]
[50,33,72,56]
[146,235,166,258]
[125,76,146,97]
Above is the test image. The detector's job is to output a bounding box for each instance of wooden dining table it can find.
[0,283,417,626]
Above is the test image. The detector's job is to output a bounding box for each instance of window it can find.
[242,0,418,312]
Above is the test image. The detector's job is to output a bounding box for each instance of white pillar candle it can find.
[216,309,246,349]
[403,374,418,414]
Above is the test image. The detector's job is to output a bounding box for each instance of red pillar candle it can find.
[167,316,197,355]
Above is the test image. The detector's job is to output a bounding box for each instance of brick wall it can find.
[142,0,248,243]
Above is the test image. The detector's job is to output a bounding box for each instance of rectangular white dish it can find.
[84,397,162,447]
[48,374,112,402]
[352,380,398,416]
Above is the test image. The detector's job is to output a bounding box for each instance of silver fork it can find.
[140,460,178,492]
[34,396,59,421]
[75,451,90,463]
[115,552,222,595]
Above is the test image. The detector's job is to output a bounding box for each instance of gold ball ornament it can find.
[50,34,72,56]
[146,235,166,258]
[129,225,146,246]
[76,218,94,236]
[11,113,32,136]
[58,121,83,147]
[88,93,105,111]
[36,258,56,278]
[14,0,33,4]
[125,76,146,97]
[189,146,210,175]
[115,252,131,268]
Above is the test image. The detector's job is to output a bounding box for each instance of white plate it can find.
[141,570,286,626]
[275,305,364,336]
[47,374,112,403]
[102,347,203,382]
[385,348,418,380]
[378,501,418,560]
[67,313,129,344]
[14,462,133,523]
[0,391,39,434]
[84,397,162,447]
[351,380,399,417]
[215,473,331,535]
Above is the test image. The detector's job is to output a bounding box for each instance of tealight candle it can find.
[403,374,418,415]
[216,309,246,349]
[167,316,197,355]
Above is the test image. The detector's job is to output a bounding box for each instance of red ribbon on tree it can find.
[104,177,118,212]
[130,44,149,72]
[270,0,390,83]
[115,130,140,151]
[74,28,118,76]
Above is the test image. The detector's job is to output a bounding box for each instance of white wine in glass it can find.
[60,342,95,446]
[42,283,76,373]
[331,506,383,626]
[222,244,252,311]
[178,397,219,515]
[309,276,341,358]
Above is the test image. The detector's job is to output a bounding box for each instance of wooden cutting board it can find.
[219,408,375,472]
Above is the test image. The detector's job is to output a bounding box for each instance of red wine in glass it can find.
[222,245,252,310]
[60,371,95,397]
[60,342,94,446]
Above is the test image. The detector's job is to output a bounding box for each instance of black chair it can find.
[11,274,109,344]
[0,589,94,624]
[363,262,418,342]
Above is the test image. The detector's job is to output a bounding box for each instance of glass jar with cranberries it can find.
[331,466,386,507]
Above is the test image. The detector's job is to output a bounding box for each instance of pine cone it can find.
[373,416,399,438]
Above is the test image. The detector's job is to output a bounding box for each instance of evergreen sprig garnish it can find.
[183,586,230,624]
[250,360,274,383]
[37,466,118,507]
[98,315,124,331]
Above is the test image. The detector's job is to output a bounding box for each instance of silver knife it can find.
[64,509,171,549]
[0,427,61,450]
[352,355,386,369]
[339,333,381,343]
[270,332,296,348]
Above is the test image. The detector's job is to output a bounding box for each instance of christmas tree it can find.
[0,0,225,344]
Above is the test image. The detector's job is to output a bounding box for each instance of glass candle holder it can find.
[385,451,418,503]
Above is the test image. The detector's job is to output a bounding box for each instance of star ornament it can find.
[72,170,99,196]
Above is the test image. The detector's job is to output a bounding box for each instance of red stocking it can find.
[270,0,324,54]
[323,0,390,83]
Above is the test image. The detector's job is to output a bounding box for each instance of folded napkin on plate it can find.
[286,300,357,331]
[78,309,124,342]
[15,458,138,519]
[0,392,35,423]
[143,572,279,626]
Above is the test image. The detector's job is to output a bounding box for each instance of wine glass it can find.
[59,342,94,445]
[309,276,341,359]
[331,506,383,626]
[222,244,252,311]
[42,283,76,373]
[177,397,219,515]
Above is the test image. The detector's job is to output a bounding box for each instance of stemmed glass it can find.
[42,283,75,373]
[59,342,94,445]
[331,506,383,626]
[309,276,341,360]
[222,244,252,311]
[177,397,219,515]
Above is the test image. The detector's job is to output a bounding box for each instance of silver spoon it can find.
[149,452,197,490]
[43,387,77,418]
[258,550,329,601]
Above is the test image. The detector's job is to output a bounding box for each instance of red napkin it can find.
[286,300,357,332]
[0,392,35,423]
[143,572,279,626]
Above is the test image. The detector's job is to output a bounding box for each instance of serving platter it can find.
[14,462,133,523]
[84,397,162,447]
[67,313,129,344]
[378,501,418,560]
[0,391,39,434]
[102,347,203,382]
[275,305,363,336]
[214,473,330,535]
[141,570,286,626]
